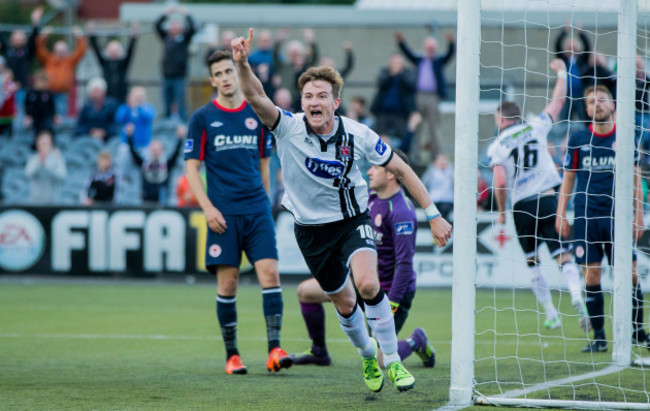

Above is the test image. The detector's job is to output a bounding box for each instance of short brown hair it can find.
[497,101,521,121]
[298,66,344,99]
[584,84,613,100]
[206,50,233,73]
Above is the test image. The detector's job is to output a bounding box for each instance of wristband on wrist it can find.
[425,203,440,221]
[557,70,567,80]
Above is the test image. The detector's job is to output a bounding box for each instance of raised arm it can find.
[395,31,419,65]
[69,28,88,65]
[35,31,52,63]
[124,35,137,70]
[544,58,567,122]
[126,130,144,167]
[154,14,167,39]
[232,29,279,129]
[89,35,105,64]
[384,154,452,247]
[28,7,42,59]
[440,32,456,65]
[338,42,354,79]
[166,132,185,170]
[183,12,196,40]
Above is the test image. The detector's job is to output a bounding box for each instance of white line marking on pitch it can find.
[433,402,468,411]
[0,333,351,343]
[0,333,588,348]
[483,364,625,399]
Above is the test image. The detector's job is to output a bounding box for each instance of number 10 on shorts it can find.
[357,224,375,240]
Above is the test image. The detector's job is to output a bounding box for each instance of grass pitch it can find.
[1,279,648,410]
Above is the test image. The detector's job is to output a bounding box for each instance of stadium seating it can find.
[1,122,186,206]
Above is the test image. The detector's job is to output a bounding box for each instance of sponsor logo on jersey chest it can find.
[582,156,615,169]
[213,135,258,148]
[304,157,345,179]
[395,221,414,235]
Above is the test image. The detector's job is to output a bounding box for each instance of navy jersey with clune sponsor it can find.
[564,124,637,215]
[184,100,272,215]
[368,189,417,303]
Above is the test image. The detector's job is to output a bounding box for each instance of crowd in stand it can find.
[1,6,649,217]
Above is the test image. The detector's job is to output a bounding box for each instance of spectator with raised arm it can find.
[554,23,592,124]
[127,124,184,205]
[35,25,87,118]
[155,6,196,121]
[395,31,455,162]
[87,21,138,104]
[0,6,42,126]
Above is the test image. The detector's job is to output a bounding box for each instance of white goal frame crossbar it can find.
[448,0,649,409]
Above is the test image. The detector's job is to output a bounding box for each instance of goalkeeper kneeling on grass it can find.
[556,85,650,353]
[292,149,436,368]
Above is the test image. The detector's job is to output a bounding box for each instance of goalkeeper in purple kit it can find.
[292,150,436,368]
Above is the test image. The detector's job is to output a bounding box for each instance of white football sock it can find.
[562,262,583,304]
[530,266,557,319]
[336,304,373,357]
[365,293,399,365]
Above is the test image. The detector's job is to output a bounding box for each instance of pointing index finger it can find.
[246,28,254,47]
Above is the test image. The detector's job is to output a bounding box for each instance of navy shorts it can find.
[573,210,636,265]
[205,208,278,272]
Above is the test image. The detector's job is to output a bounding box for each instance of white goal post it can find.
[449,0,649,409]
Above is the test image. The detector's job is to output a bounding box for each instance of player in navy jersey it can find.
[184,51,292,375]
[291,150,436,368]
[233,29,452,393]
[556,85,650,352]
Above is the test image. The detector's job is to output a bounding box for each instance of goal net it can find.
[450,0,650,408]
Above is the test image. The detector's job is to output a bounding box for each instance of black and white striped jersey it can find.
[271,108,393,225]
